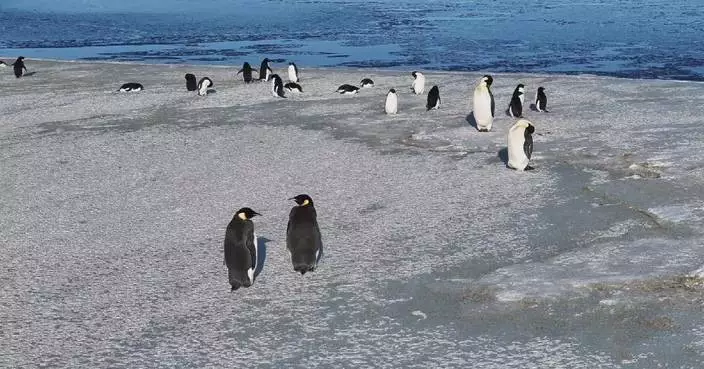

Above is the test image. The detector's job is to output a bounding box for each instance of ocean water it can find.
[2,0,704,80]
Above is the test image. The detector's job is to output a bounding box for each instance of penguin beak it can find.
[253,211,262,216]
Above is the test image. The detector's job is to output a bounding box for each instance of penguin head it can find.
[538,86,545,92]
[290,194,313,206]
[244,62,250,68]
[235,207,261,220]
[411,71,417,79]
[516,84,525,93]
[389,88,396,94]
[481,75,493,87]
[516,119,535,134]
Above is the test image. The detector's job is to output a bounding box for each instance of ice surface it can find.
[2,60,704,367]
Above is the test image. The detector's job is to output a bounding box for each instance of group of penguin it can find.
[225,194,323,291]
[1,56,28,78]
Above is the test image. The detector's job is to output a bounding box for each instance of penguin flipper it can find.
[237,69,243,74]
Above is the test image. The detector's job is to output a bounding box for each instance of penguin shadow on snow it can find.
[497,147,509,166]
[465,112,479,130]
[254,236,270,278]
[19,71,37,77]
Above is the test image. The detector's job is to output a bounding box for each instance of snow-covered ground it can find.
[2,60,704,368]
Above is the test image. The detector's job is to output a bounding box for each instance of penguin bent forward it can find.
[259,58,273,81]
[385,88,398,115]
[426,85,440,110]
[411,71,425,95]
[271,74,286,98]
[286,194,323,275]
[360,78,374,88]
[237,62,258,84]
[507,84,525,118]
[285,82,303,93]
[224,207,263,291]
[0,60,7,68]
[185,73,197,91]
[288,62,299,83]
[507,119,535,171]
[197,77,213,96]
[336,84,359,94]
[535,87,549,112]
[473,75,495,132]
[118,83,144,92]
[12,56,27,78]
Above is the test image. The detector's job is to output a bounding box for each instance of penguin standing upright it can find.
[197,77,213,96]
[385,88,398,115]
[224,207,262,291]
[507,84,525,118]
[507,119,535,171]
[286,194,323,275]
[288,62,299,83]
[535,87,549,112]
[185,73,198,91]
[411,71,425,94]
[426,85,440,110]
[271,74,286,98]
[472,75,495,132]
[12,56,27,78]
[259,58,272,81]
[237,62,258,84]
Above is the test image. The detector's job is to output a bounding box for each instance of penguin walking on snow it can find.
[118,83,144,92]
[12,56,27,78]
[197,77,213,96]
[185,73,198,91]
[411,71,425,94]
[224,207,263,291]
[507,84,525,118]
[472,75,495,132]
[507,119,535,171]
[426,85,440,110]
[385,88,398,115]
[259,58,273,81]
[287,194,323,275]
[534,87,549,112]
[271,74,286,98]
[288,62,299,83]
[237,62,258,84]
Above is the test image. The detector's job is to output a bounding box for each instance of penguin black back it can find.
[508,84,525,118]
[426,85,440,110]
[12,56,27,78]
[237,62,257,83]
[523,124,534,160]
[286,194,323,275]
[185,73,198,91]
[259,58,271,81]
[118,82,144,92]
[224,207,261,290]
[484,75,495,117]
[535,87,549,112]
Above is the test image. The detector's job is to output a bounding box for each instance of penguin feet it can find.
[525,165,535,171]
[478,128,489,132]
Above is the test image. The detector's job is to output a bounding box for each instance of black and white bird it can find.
[507,119,535,171]
[237,62,258,84]
[197,77,213,96]
[12,56,27,78]
[118,82,144,92]
[185,73,197,91]
[426,85,440,110]
[411,71,425,94]
[288,62,299,83]
[534,87,549,112]
[507,84,525,118]
[224,207,263,291]
[286,194,323,275]
[360,78,374,88]
[336,84,359,94]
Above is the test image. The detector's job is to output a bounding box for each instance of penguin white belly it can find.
[412,76,425,94]
[288,65,298,83]
[473,87,493,131]
[385,93,398,114]
[507,124,530,170]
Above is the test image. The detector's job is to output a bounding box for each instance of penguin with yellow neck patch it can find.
[286,194,323,275]
[224,207,262,291]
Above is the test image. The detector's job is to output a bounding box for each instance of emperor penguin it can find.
[12,56,27,78]
[258,58,273,81]
[336,84,359,94]
[224,207,263,291]
[286,194,323,275]
[271,74,286,98]
[285,82,303,93]
[288,62,299,83]
[385,88,398,115]
[472,75,495,132]
[185,73,198,91]
[197,77,213,96]
[411,71,425,94]
[507,84,525,118]
[237,62,258,84]
[507,119,535,171]
[426,85,440,110]
[360,78,374,88]
[535,87,549,112]
[118,82,144,92]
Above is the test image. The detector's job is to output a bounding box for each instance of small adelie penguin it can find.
[411,71,425,95]
[118,82,144,92]
[259,58,273,81]
[360,78,374,88]
[472,75,495,132]
[426,85,440,110]
[197,77,213,96]
[507,119,535,171]
[237,62,258,84]
[336,84,359,94]
[12,56,27,78]
[224,207,263,291]
[288,62,299,83]
[0,61,7,68]
[385,88,398,115]
[271,74,286,98]
[507,84,525,118]
[535,87,549,112]
[185,73,198,91]
[285,82,303,93]
[286,194,323,275]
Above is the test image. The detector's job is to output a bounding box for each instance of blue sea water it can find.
[1,0,703,79]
